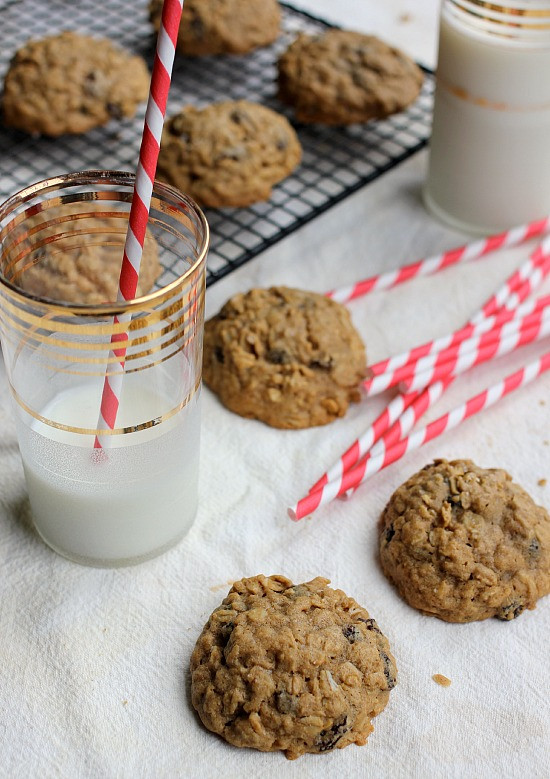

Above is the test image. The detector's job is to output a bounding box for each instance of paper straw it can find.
[366,292,550,382]
[308,388,419,494]
[469,238,550,324]
[335,376,454,503]
[289,350,550,520]
[397,314,550,394]
[336,379,452,505]
[306,253,550,500]
[364,242,550,393]
[363,308,550,396]
[352,246,550,477]
[342,283,549,500]
[497,264,550,316]
[339,249,550,499]
[370,376,454,454]
[94,0,183,450]
[326,216,550,304]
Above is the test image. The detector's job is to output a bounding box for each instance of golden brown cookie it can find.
[157,100,302,208]
[190,575,397,760]
[379,459,550,623]
[3,31,149,136]
[278,29,424,125]
[149,0,281,56]
[16,207,161,304]
[202,286,366,428]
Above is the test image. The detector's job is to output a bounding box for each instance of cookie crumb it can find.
[122,699,128,706]
[544,440,549,446]
[538,479,547,487]
[398,12,412,23]
[540,399,546,406]
[432,674,451,687]
[209,579,236,592]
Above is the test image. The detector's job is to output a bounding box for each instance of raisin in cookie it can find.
[202,286,366,428]
[278,29,424,125]
[149,0,281,56]
[190,575,396,760]
[2,31,149,137]
[379,459,550,623]
[16,207,160,304]
[157,100,302,208]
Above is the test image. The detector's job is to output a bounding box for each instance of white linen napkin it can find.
[0,153,548,778]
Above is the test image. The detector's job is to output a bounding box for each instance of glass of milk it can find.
[424,0,550,234]
[0,171,209,567]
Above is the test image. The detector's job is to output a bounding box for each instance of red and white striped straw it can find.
[370,376,454,455]
[342,281,550,500]
[470,239,550,324]
[308,388,419,494]
[289,350,550,521]
[94,0,183,450]
[338,376,455,502]
[363,307,550,396]
[366,292,550,382]
[340,382,457,504]
[397,313,550,394]
[308,253,550,497]
[306,249,550,504]
[325,216,550,304]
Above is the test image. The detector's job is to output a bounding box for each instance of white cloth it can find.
[1,2,549,777]
[1,147,549,779]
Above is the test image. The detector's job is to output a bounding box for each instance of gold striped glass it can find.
[0,171,209,567]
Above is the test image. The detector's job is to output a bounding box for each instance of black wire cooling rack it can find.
[0,0,434,288]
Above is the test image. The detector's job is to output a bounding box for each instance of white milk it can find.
[16,382,201,566]
[424,2,550,233]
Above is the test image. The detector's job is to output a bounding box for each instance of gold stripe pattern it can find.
[10,374,202,436]
[437,74,550,111]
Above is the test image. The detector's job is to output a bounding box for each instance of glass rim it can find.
[452,0,550,13]
[0,170,210,316]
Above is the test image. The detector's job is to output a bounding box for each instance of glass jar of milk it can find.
[0,172,209,567]
[424,0,550,233]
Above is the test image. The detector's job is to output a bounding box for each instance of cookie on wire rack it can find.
[149,0,281,56]
[278,29,424,125]
[14,205,161,305]
[190,575,397,759]
[156,100,302,208]
[2,31,150,137]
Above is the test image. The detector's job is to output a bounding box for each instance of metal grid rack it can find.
[0,0,434,288]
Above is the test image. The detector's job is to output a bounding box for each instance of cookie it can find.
[190,575,396,760]
[202,286,366,428]
[379,459,550,623]
[2,31,149,136]
[277,29,424,125]
[157,100,302,208]
[149,0,281,56]
[17,208,161,304]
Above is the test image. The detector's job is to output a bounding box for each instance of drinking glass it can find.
[0,171,209,567]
